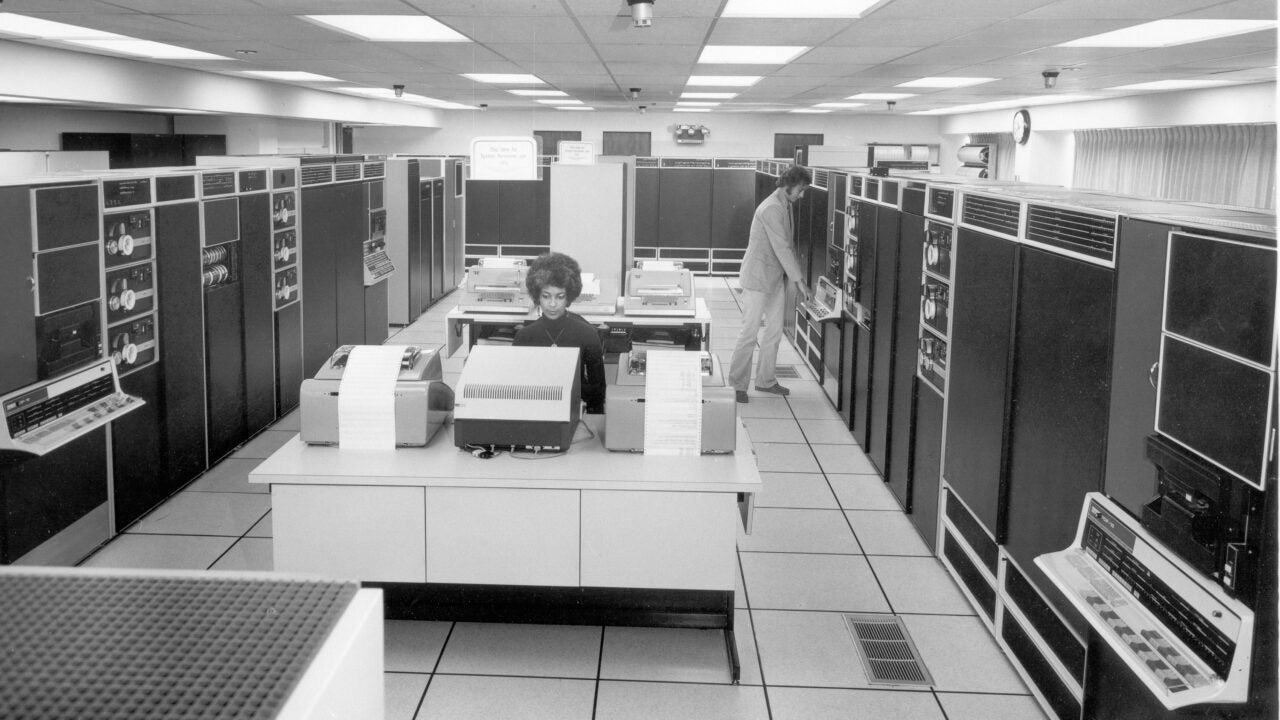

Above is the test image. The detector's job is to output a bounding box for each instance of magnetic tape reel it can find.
[105,221,135,258]
[111,330,139,367]
[108,277,138,313]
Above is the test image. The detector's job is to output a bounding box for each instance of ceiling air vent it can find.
[1025,204,1118,265]
[961,193,1021,238]
[334,163,362,182]
[299,164,333,186]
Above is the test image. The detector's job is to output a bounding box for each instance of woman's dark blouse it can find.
[512,311,606,413]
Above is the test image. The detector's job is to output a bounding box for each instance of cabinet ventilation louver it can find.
[848,176,863,196]
[813,169,830,190]
[362,162,385,178]
[463,384,564,402]
[334,163,362,182]
[300,165,333,186]
[961,194,1022,237]
[1025,205,1118,264]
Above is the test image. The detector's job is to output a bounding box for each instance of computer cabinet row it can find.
[780,167,1276,720]
[0,157,432,567]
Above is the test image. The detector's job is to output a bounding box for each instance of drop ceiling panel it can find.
[1178,0,1280,19]
[1018,0,1231,20]
[576,16,714,44]
[941,19,1144,48]
[824,18,1000,46]
[793,46,923,65]
[486,43,602,63]
[704,18,858,45]
[869,0,1063,19]
[562,0,724,18]
[434,16,584,44]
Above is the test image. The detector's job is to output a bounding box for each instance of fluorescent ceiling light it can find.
[1108,79,1235,91]
[681,92,738,99]
[303,15,469,42]
[508,89,567,97]
[790,108,831,113]
[687,76,762,87]
[0,94,76,104]
[677,101,722,107]
[537,98,583,104]
[1058,19,1276,48]
[464,73,545,84]
[847,92,915,100]
[555,106,593,111]
[673,108,711,113]
[909,94,1096,115]
[814,102,865,108]
[721,0,885,18]
[698,45,809,64]
[244,71,340,82]
[62,38,224,60]
[140,107,216,114]
[340,86,462,107]
[897,77,995,88]
[0,13,119,39]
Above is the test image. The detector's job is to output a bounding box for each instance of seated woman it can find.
[512,252,606,414]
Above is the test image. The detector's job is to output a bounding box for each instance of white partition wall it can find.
[550,162,625,282]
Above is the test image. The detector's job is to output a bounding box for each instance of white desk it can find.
[444,298,712,357]
[250,415,759,682]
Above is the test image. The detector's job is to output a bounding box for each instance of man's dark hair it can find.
[776,165,812,189]
[525,252,583,304]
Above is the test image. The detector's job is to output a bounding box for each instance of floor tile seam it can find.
[416,622,457,717]
[123,529,259,539]
[593,676,763,687]
[738,549,868,558]
[184,489,269,496]
[426,671,602,682]
[203,505,272,570]
[760,681,934,692]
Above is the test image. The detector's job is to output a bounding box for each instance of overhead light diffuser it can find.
[303,15,469,42]
[62,38,224,60]
[508,89,567,97]
[698,46,809,64]
[790,108,831,113]
[677,101,722,107]
[1058,19,1276,48]
[681,92,738,99]
[463,73,545,84]
[847,93,915,100]
[814,102,865,108]
[721,0,886,18]
[536,98,583,105]
[0,94,76,104]
[555,106,594,111]
[1108,79,1235,91]
[897,77,995,88]
[687,76,762,87]
[908,94,1096,115]
[244,71,340,82]
[0,13,120,39]
[673,108,711,113]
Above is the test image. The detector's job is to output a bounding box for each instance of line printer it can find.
[604,350,736,454]
[300,345,453,447]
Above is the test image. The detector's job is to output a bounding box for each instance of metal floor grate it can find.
[843,613,935,687]
[774,365,800,379]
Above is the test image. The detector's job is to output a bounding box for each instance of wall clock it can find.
[1012,109,1031,145]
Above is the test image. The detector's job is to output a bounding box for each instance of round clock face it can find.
[1013,109,1031,144]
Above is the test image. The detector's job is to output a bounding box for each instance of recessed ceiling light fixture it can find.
[814,102,866,108]
[908,94,1096,115]
[721,0,888,18]
[508,89,568,97]
[898,77,996,88]
[536,98,583,105]
[698,46,809,64]
[847,93,914,100]
[687,75,762,87]
[1058,19,1276,48]
[677,101,722,107]
[1108,79,1235,91]
[63,38,224,60]
[789,108,831,113]
[555,106,594,111]
[673,108,711,112]
[244,71,340,82]
[303,15,470,42]
[681,92,738,99]
[463,73,546,84]
[0,13,118,39]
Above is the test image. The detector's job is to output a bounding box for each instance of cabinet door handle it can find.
[1148,361,1159,389]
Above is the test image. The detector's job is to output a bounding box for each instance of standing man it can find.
[730,165,812,404]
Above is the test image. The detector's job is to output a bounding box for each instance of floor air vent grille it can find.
[843,613,935,686]
[774,365,800,379]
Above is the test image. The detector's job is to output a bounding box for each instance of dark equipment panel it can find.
[657,166,711,249]
[909,383,943,549]
[710,168,754,250]
[1105,220,1171,517]
[0,186,38,393]
[35,244,101,317]
[365,283,389,345]
[154,202,207,487]
[204,280,246,466]
[334,184,368,351]
[850,202,879,447]
[430,178,446,303]
[411,177,430,316]
[867,204,901,475]
[942,227,1017,538]
[274,303,303,415]
[1003,247,1114,596]
[464,180,500,246]
[239,191,276,435]
[33,184,100,252]
[110,364,165,531]
[0,429,108,563]
[887,208,926,508]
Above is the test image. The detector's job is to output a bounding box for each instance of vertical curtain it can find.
[1073,124,1276,210]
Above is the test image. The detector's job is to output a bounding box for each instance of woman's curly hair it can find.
[525,252,583,304]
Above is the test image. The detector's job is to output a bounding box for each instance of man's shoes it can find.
[735,390,749,404]
[754,383,791,396]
